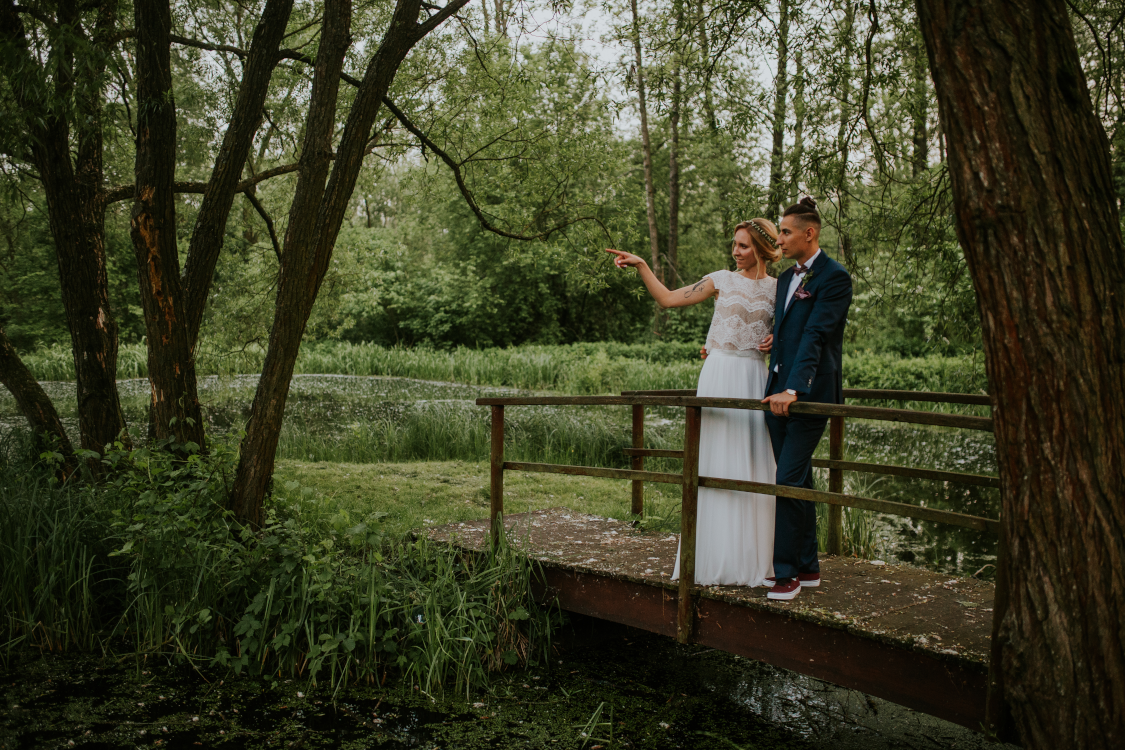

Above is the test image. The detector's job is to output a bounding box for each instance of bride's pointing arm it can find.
[604,249,715,309]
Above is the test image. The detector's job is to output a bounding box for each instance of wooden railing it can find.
[476,389,997,645]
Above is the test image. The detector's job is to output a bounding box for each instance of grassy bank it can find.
[18,340,988,397]
[0,447,559,694]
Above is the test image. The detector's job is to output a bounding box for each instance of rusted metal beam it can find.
[490,405,504,548]
[631,405,645,516]
[623,448,685,459]
[502,461,682,485]
[475,395,993,432]
[827,417,845,556]
[812,458,1001,488]
[677,406,702,644]
[537,567,988,732]
[699,476,999,534]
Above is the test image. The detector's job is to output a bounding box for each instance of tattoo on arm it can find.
[684,280,706,298]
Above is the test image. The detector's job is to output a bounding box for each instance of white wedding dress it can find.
[672,270,777,587]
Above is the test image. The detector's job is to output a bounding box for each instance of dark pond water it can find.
[0,375,999,579]
[0,616,1012,750]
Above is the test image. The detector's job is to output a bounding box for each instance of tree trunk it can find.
[835,1,856,262]
[910,31,929,178]
[181,0,294,349]
[667,0,684,278]
[230,0,472,525]
[915,1,1125,747]
[0,0,129,457]
[130,0,205,449]
[630,0,662,282]
[767,0,791,216]
[789,50,806,203]
[0,327,77,476]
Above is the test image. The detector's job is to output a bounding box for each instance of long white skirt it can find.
[672,350,776,587]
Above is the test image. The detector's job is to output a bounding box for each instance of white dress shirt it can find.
[784,249,821,311]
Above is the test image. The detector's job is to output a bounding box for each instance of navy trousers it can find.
[764,381,827,581]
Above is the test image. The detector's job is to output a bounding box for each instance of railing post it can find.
[490,405,505,548]
[677,405,702,644]
[631,404,645,516]
[827,416,845,556]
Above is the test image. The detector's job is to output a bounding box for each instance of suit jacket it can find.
[766,251,853,404]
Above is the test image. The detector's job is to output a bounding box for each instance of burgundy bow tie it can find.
[795,263,811,275]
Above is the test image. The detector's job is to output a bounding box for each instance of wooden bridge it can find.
[426,387,1016,741]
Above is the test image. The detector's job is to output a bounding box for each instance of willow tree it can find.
[916,0,1125,746]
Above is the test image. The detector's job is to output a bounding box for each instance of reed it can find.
[16,341,987,412]
[0,436,560,692]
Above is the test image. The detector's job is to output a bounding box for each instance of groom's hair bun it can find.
[782,196,821,229]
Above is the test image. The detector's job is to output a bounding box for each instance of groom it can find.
[761,197,853,601]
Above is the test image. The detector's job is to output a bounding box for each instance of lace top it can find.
[704,270,777,353]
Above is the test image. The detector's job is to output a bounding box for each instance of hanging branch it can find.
[243,191,282,262]
[380,96,612,243]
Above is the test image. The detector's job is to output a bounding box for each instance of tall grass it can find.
[18,340,986,400]
[277,402,684,468]
[0,440,560,693]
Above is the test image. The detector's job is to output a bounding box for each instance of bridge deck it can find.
[427,508,996,732]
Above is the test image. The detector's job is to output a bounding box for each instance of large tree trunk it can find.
[130,0,205,449]
[767,0,791,216]
[0,327,77,477]
[230,0,471,525]
[630,0,662,283]
[0,0,128,457]
[916,1,1125,747]
[180,0,294,349]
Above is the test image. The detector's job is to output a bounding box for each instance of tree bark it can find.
[0,327,77,476]
[835,0,856,263]
[667,0,684,278]
[130,0,205,449]
[909,30,929,178]
[767,0,791,217]
[790,50,806,202]
[916,1,1125,747]
[229,0,472,525]
[630,0,662,282]
[0,0,129,456]
[180,0,294,349]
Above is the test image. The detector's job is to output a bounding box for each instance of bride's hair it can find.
[734,219,781,266]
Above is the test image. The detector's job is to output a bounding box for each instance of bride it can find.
[606,220,780,587]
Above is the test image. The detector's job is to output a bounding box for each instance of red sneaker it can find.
[767,578,800,600]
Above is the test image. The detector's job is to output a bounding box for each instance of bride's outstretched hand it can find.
[605,248,646,269]
[758,334,773,354]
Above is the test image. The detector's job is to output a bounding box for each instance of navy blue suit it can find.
[764,250,852,581]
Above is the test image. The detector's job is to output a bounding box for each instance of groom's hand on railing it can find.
[763,390,798,417]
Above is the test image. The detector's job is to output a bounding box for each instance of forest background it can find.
[8,0,1101,365]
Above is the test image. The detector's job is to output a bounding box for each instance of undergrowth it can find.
[0,436,559,697]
